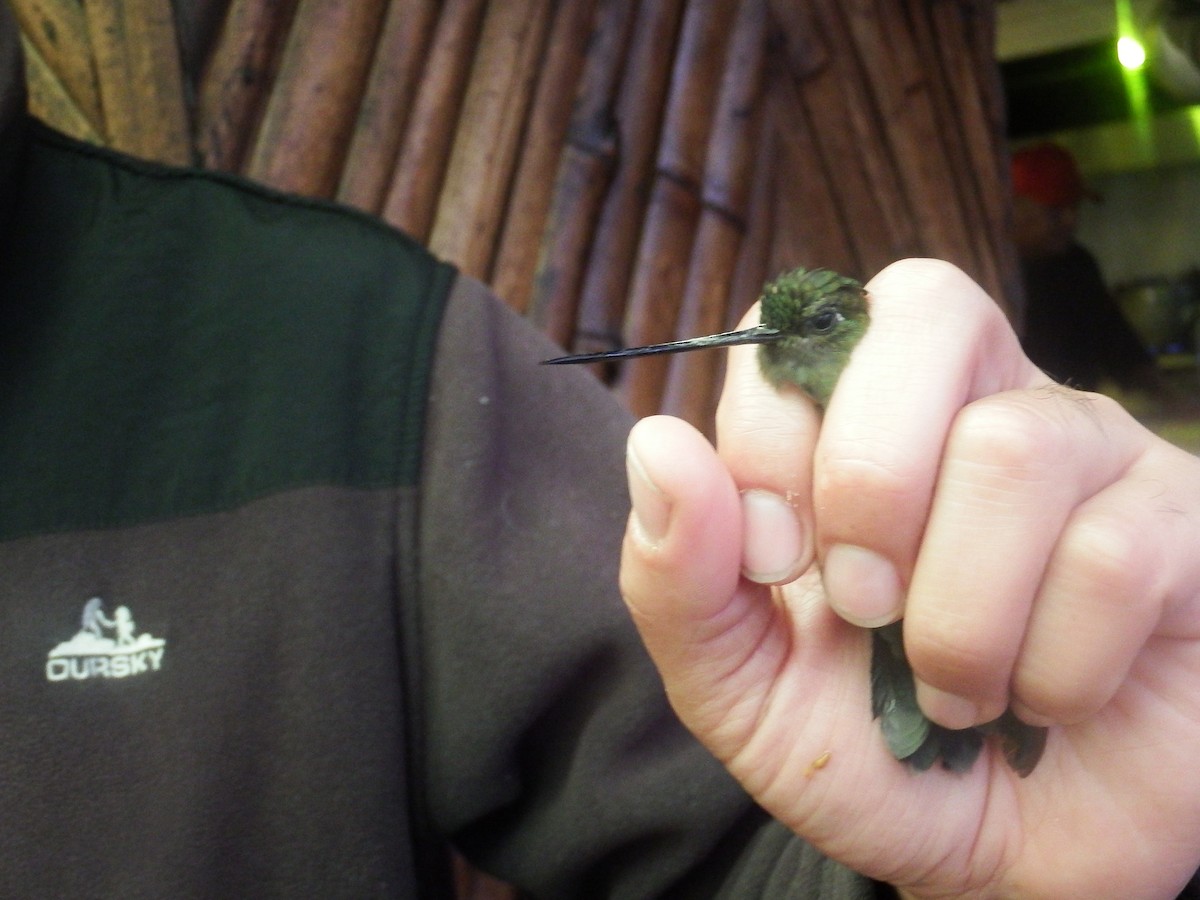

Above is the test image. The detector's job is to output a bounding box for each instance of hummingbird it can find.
[543,267,1047,776]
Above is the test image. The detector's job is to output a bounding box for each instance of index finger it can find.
[715,305,823,585]
[816,260,1050,623]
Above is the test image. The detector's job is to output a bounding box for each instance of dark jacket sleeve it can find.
[414,274,876,899]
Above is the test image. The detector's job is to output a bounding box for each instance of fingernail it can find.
[916,682,980,731]
[822,544,902,627]
[741,490,805,584]
[626,443,670,547]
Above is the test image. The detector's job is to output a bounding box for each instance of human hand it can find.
[620,259,1200,898]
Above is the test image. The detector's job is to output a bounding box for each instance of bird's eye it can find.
[809,309,843,334]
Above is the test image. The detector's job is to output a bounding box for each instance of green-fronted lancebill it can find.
[543,266,1047,777]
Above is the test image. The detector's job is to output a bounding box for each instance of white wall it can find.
[1075,162,1200,288]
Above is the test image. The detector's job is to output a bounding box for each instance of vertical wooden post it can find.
[524,0,637,347]
[617,0,743,418]
[197,0,299,173]
[661,0,768,426]
[243,0,388,198]
[12,0,104,136]
[427,0,554,279]
[380,0,487,242]
[571,0,686,361]
[489,0,602,313]
[87,0,191,165]
[336,0,440,213]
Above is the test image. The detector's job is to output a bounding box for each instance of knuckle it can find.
[817,450,920,510]
[952,387,1121,479]
[1016,674,1109,725]
[1054,499,1168,622]
[1013,635,1120,723]
[952,400,1061,474]
[905,614,1011,698]
[1015,512,1163,724]
[814,453,925,551]
[1060,514,1153,597]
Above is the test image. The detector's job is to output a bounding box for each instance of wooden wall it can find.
[15,0,1019,430]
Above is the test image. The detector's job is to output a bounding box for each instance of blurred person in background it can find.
[1011,141,1162,395]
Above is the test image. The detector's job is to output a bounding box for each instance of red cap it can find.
[1011,142,1096,208]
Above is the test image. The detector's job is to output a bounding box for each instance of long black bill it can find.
[542,324,783,365]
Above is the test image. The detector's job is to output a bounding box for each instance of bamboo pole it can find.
[762,0,826,80]
[243,0,387,198]
[764,53,858,279]
[524,0,636,347]
[527,140,618,349]
[821,0,920,271]
[489,0,602,313]
[571,0,685,359]
[777,0,900,278]
[428,0,554,279]
[956,0,1024,322]
[173,0,230,83]
[12,0,103,133]
[196,0,299,172]
[650,0,740,187]
[380,0,487,242]
[758,2,859,275]
[20,33,103,143]
[728,117,776,333]
[86,0,191,165]
[925,0,1018,312]
[911,0,998,296]
[658,211,745,425]
[616,0,742,418]
[661,0,767,427]
[612,176,699,417]
[835,0,971,268]
[695,0,766,225]
[673,119,778,439]
[336,0,440,214]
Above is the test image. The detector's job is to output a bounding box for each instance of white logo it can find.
[46,597,166,682]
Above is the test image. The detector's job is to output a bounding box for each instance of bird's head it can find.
[541,266,870,409]
[755,268,869,407]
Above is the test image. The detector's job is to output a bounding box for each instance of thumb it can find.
[620,416,967,890]
[620,415,780,749]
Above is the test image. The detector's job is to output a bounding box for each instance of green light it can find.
[1188,106,1200,155]
[1114,0,1154,155]
[1118,35,1146,70]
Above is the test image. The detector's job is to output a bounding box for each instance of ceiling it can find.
[995,0,1200,172]
[997,0,1160,61]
